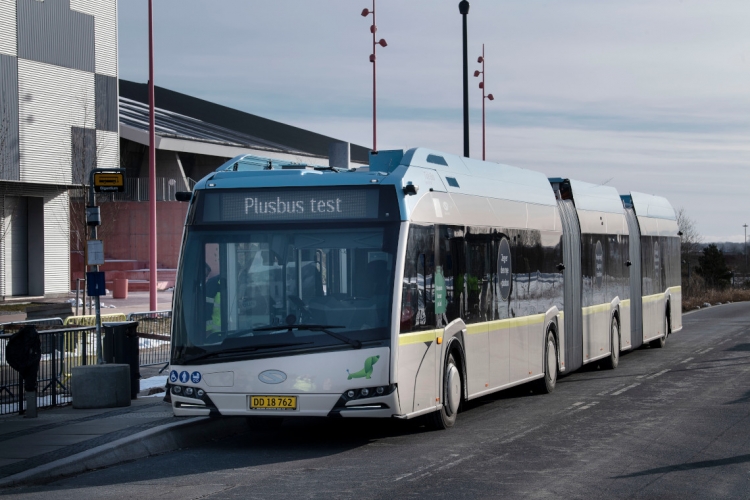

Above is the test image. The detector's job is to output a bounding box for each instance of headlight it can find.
[361,388,370,397]
[172,386,182,394]
[347,390,356,398]
[184,387,194,397]
[376,386,385,395]
[196,389,205,398]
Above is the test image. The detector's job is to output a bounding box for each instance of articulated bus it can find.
[166,148,681,429]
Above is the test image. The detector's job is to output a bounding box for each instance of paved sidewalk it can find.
[0,398,175,481]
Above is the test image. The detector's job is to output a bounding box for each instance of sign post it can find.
[88,168,125,364]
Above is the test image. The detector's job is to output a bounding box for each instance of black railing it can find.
[0,312,173,415]
[127,311,172,367]
[0,325,96,416]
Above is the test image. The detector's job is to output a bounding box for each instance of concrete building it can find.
[0,0,118,299]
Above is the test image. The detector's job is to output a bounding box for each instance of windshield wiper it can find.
[253,324,362,349]
[183,342,313,364]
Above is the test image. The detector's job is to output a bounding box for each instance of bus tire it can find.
[649,314,669,349]
[603,315,620,369]
[428,352,461,430]
[534,328,558,394]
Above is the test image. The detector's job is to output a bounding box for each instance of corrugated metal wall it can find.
[18,58,95,184]
[0,1,17,56]
[70,0,118,77]
[16,0,95,73]
[0,184,70,297]
[71,126,96,184]
[43,189,69,295]
[0,54,19,180]
[558,199,583,372]
[624,208,643,349]
[96,130,119,169]
[95,73,117,132]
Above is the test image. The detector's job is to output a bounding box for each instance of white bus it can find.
[166,148,681,429]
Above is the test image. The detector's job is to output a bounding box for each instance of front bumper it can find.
[171,388,401,419]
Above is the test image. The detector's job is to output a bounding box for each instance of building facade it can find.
[0,0,118,298]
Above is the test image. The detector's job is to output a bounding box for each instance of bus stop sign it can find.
[93,171,125,192]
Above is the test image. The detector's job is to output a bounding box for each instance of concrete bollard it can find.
[113,279,129,299]
[24,391,37,418]
[71,364,131,409]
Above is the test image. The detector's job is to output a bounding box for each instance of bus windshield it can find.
[172,222,399,364]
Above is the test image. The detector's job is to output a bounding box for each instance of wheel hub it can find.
[446,364,461,415]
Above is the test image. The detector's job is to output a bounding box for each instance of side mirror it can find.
[403,183,419,196]
[625,260,632,267]
[175,191,192,202]
[556,263,565,272]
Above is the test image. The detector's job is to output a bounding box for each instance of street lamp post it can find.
[473,44,494,161]
[147,0,158,311]
[744,223,748,284]
[361,1,387,154]
[459,1,470,158]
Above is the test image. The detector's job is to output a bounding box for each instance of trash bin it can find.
[103,321,140,399]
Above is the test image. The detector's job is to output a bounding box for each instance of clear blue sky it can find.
[118,1,750,242]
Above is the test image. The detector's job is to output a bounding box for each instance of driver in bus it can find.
[205,264,221,333]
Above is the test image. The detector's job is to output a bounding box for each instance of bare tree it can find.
[676,207,703,295]
[676,207,702,260]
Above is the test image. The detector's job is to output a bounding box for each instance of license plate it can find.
[249,395,297,410]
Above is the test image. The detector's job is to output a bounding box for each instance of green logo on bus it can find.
[347,355,380,380]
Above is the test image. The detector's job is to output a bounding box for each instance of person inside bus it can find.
[205,263,221,333]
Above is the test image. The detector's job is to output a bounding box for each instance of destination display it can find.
[201,188,381,222]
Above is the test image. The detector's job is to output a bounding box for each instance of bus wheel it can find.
[428,353,461,430]
[534,329,558,394]
[649,315,669,349]
[603,316,620,369]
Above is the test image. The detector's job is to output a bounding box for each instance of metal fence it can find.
[127,310,172,367]
[0,325,97,416]
[0,311,172,415]
[69,177,196,202]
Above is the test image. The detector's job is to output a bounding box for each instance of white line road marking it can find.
[598,385,625,396]
[611,383,641,396]
[697,348,714,355]
[680,357,694,364]
[573,402,585,406]
[576,402,599,411]
[646,369,670,379]
[718,339,730,345]
[501,425,544,444]
[434,455,475,472]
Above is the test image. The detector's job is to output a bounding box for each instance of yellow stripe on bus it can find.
[398,329,440,346]
[620,299,630,307]
[642,293,663,304]
[582,303,611,316]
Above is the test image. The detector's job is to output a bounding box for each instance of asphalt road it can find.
[5,303,750,499]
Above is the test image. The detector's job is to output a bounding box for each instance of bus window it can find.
[401,225,435,333]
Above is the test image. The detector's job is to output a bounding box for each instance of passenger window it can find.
[400,225,435,333]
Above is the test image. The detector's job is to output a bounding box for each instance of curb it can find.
[0,415,247,488]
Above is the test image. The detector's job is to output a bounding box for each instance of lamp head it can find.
[478,81,484,89]
[487,94,494,100]
[361,8,370,16]
[477,56,483,63]
[458,1,470,15]
[378,38,387,47]
[473,70,480,77]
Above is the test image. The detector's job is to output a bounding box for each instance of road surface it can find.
[6,302,750,499]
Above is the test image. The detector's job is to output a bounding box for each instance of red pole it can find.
[372,0,377,153]
[482,44,485,161]
[148,0,158,311]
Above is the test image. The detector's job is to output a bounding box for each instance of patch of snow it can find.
[140,375,167,391]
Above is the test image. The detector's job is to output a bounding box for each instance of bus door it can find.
[398,225,437,414]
